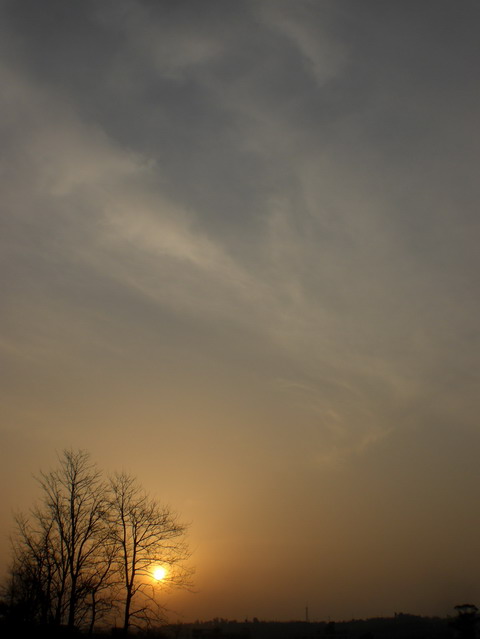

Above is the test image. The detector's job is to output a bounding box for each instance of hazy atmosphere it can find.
[2,0,480,623]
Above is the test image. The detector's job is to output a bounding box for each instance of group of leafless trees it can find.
[1,450,191,634]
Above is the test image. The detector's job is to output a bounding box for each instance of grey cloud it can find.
[2,0,480,466]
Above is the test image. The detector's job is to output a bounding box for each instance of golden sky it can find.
[1,0,480,622]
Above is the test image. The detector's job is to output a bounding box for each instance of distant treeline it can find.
[0,612,464,639]
[171,615,452,639]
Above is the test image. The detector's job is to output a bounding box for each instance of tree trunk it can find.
[67,575,77,628]
[123,585,133,633]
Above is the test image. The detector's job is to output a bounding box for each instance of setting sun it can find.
[152,566,167,581]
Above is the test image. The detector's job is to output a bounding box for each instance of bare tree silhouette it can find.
[2,450,191,634]
[109,472,191,633]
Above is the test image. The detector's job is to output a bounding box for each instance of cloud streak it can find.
[2,0,480,620]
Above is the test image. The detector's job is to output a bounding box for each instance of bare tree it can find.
[36,450,111,629]
[82,532,120,636]
[7,512,64,625]
[3,451,192,634]
[6,450,113,631]
[109,472,190,633]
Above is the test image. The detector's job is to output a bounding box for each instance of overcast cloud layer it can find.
[2,0,480,622]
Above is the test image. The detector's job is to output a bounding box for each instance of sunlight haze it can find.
[1,0,480,623]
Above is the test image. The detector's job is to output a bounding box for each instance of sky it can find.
[1,0,480,623]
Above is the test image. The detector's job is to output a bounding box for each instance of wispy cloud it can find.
[2,0,480,618]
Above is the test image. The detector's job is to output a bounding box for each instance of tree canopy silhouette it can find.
[109,472,191,631]
[1,450,191,634]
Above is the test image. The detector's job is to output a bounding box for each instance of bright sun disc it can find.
[153,566,167,581]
